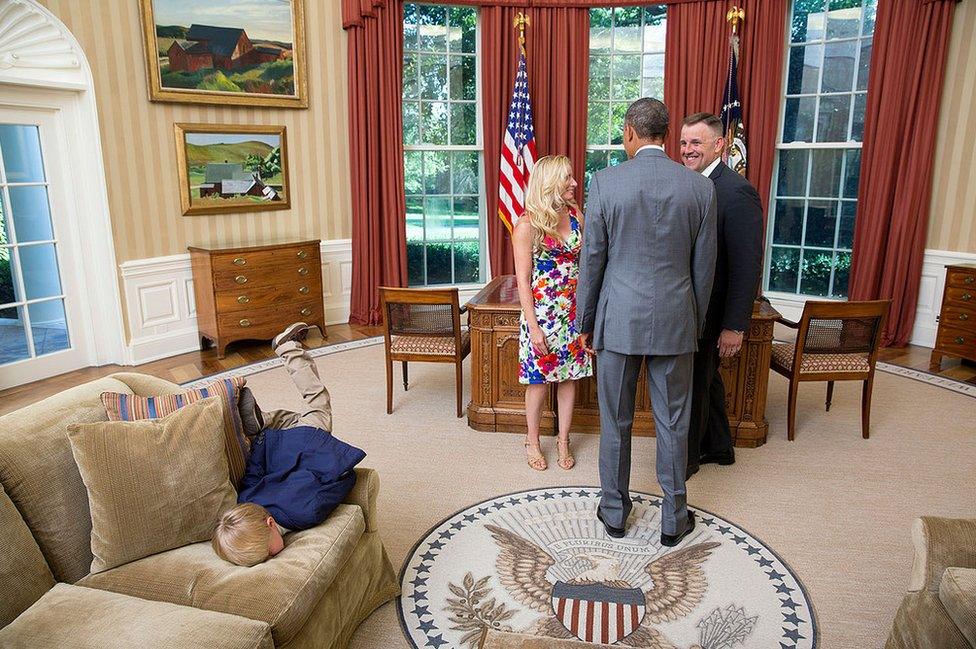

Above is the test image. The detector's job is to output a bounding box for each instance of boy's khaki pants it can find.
[260,340,333,432]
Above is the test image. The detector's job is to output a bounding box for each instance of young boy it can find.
[212,322,365,566]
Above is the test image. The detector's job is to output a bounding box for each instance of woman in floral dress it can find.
[512,155,593,471]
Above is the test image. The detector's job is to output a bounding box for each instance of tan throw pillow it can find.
[67,397,237,574]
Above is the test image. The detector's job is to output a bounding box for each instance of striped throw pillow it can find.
[100,377,248,488]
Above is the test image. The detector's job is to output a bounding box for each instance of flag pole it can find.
[514,12,529,54]
[723,6,745,165]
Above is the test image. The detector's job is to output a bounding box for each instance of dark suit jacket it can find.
[701,161,763,342]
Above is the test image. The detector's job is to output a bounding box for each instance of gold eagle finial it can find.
[726,6,745,34]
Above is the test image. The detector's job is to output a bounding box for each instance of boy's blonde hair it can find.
[212,503,272,567]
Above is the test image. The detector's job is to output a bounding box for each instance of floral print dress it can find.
[518,212,594,385]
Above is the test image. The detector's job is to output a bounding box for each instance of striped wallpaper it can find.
[38,0,352,264]
[928,0,976,254]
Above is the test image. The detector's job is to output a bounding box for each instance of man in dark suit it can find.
[679,113,763,478]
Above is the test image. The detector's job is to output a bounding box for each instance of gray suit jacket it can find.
[576,147,718,356]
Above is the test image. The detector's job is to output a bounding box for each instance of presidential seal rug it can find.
[398,487,816,649]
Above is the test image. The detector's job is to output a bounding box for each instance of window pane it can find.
[863,0,877,36]
[843,149,860,198]
[611,54,641,79]
[838,201,856,249]
[769,247,801,293]
[856,38,872,91]
[404,151,423,195]
[454,241,480,284]
[791,0,826,43]
[420,102,448,145]
[453,196,479,240]
[777,149,809,197]
[0,125,45,183]
[611,76,639,101]
[822,40,856,93]
[809,149,843,198]
[612,7,642,53]
[419,54,447,100]
[403,4,419,51]
[407,240,424,286]
[851,93,866,142]
[448,7,476,53]
[826,1,861,40]
[833,251,852,297]
[452,152,478,195]
[426,243,452,284]
[642,53,665,98]
[589,55,611,100]
[585,150,607,190]
[0,249,15,305]
[7,186,54,243]
[403,52,419,99]
[0,305,29,364]
[816,94,851,142]
[590,8,613,53]
[422,151,449,194]
[403,102,420,146]
[418,5,447,51]
[424,197,452,240]
[772,199,804,245]
[805,200,838,247]
[799,250,833,297]
[643,6,667,52]
[783,97,816,143]
[0,195,8,246]
[786,44,822,94]
[610,102,628,144]
[449,103,476,145]
[405,196,424,241]
[29,299,69,356]
[608,149,629,167]
[449,55,476,100]
[19,243,61,301]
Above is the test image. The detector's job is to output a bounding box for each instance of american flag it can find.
[498,51,537,232]
[720,34,747,176]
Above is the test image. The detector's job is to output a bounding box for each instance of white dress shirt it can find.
[702,157,722,177]
[635,144,666,155]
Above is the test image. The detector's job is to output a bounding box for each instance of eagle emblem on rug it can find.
[485,524,721,648]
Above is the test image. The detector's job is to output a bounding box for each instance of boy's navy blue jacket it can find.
[237,426,366,531]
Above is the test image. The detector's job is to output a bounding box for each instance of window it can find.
[766,0,876,298]
[585,5,667,188]
[402,4,484,287]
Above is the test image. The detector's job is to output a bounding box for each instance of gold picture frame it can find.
[174,123,291,216]
[140,0,308,108]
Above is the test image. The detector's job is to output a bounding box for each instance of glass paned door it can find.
[0,105,89,386]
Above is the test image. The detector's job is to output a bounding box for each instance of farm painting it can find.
[140,0,307,108]
[175,124,291,215]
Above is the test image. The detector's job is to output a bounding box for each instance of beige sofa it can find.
[0,372,399,648]
[886,517,976,649]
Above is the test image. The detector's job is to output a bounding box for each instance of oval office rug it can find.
[398,487,816,649]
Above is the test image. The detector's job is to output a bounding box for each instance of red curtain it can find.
[663,0,787,219]
[345,1,408,325]
[481,7,590,277]
[848,0,958,346]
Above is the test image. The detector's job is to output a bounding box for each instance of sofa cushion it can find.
[0,483,55,627]
[940,567,976,646]
[0,376,135,584]
[79,503,366,646]
[0,583,273,649]
[885,590,970,649]
[101,376,249,486]
[67,397,237,573]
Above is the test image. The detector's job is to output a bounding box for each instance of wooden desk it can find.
[466,275,779,448]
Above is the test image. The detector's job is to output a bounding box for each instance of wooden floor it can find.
[0,323,972,416]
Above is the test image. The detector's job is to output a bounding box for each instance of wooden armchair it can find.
[379,287,470,418]
[770,299,890,441]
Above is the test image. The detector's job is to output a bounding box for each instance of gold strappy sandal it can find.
[524,439,548,471]
[556,438,575,470]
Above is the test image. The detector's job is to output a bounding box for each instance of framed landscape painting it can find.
[140,0,308,108]
[175,123,290,216]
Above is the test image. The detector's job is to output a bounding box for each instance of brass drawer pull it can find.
[964,293,973,301]
[235,275,247,284]
[963,275,975,284]
[233,257,246,266]
[300,307,312,317]
[960,313,970,321]
[298,286,309,294]
[297,250,308,260]
[955,336,966,344]
[298,267,309,276]
[237,295,250,304]
[239,318,251,327]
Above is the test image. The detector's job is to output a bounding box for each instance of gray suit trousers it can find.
[597,350,694,535]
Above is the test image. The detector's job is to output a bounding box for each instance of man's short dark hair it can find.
[625,98,669,140]
[682,112,724,139]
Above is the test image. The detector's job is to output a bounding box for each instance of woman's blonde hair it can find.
[212,503,272,567]
[522,155,579,249]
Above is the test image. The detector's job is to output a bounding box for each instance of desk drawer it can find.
[945,287,976,307]
[215,282,321,312]
[935,325,976,360]
[941,304,976,328]
[214,262,320,291]
[947,268,976,289]
[218,301,324,336]
[212,245,318,272]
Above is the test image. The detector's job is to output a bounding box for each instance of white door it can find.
[0,105,92,387]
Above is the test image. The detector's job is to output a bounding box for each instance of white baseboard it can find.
[119,240,353,366]
[765,248,976,348]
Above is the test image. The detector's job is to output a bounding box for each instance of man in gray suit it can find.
[577,98,717,547]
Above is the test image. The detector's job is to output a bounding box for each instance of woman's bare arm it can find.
[513,221,548,355]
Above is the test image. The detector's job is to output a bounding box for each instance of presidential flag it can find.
[720,34,747,176]
[498,50,537,232]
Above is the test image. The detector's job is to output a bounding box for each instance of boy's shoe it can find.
[272,322,310,349]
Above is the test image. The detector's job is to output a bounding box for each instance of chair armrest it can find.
[940,568,976,646]
[459,304,468,314]
[775,317,800,329]
[343,467,380,533]
[908,517,976,592]
[107,372,183,396]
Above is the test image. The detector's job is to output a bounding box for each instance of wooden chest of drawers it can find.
[189,240,326,358]
[930,264,976,370]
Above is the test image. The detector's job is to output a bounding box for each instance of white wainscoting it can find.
[120,240,353,365]
[766,248,976,347]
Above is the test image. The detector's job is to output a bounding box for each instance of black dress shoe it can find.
[596,508,626,539]
[660,511,696,547]
[699,450,735,466]
[686,464,699,480]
